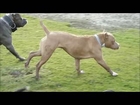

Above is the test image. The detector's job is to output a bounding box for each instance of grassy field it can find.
[0,14,139,92]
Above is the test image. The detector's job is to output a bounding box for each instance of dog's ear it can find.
[11,13,16,18]
[105,32,109,39]
[11,13,19,17]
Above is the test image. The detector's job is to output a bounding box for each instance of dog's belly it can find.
[61,47,94,59]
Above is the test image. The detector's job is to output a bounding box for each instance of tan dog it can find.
[25,21,120,80]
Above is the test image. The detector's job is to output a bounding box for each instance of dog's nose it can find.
[23,19,28,24]
[23,18,27,22]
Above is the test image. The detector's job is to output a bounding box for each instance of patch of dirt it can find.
[9,68,33,78]
[10,70,24,78]
[25,13,139,31]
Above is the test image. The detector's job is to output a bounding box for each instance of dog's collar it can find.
[94,34,105,47]
[1,15,17,32]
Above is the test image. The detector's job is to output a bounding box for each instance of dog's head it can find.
[2,13,27,32]
[104,32,120,50]
[10,13,27,27]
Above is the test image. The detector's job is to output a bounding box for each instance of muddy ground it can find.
[25,13,139,31]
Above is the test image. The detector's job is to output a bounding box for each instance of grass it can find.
[0,14,139,92]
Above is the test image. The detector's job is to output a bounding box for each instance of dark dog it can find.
[0,13,27,61]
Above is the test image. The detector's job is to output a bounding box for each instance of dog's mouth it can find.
[21,19,27,26]
[112,46,120,50]
[16,19,27,27]
[110,42,120,50]
[108,44,120,50]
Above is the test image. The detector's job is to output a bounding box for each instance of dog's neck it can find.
[94,34,105,47]
[1,14,17,32]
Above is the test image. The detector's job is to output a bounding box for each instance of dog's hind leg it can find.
[35,49,55,80]
[25,50,41,68]
[75,58,84,75]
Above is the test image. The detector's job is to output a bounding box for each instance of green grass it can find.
[0,14,139,92]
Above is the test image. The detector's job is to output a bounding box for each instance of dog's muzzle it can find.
[116,42,120,49]
[113,42,120,50]
[21,19,27,27]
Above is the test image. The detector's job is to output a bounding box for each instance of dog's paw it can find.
[25,62,29,68]
[80,70,84,74]
[35,76,40,81]
[19,57,26,61]
[112,71,118,76]
[77,70,84,75]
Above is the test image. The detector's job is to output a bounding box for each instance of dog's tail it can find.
[40,20,50,36]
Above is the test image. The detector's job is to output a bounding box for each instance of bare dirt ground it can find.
[26,13,139,31]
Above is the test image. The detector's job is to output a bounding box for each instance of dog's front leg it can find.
[5,44,25,61]
[94,56,118,76]
[75,58,84,75]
